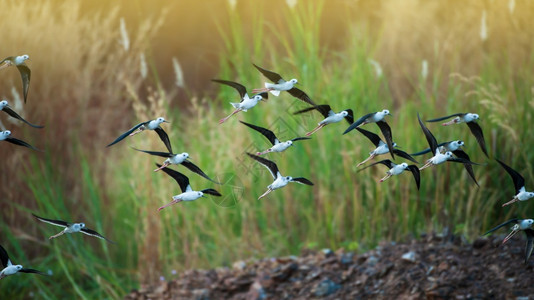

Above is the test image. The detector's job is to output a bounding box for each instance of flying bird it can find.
[344,109,394,158]
[484,218,534,264]
[0,100,43,128]
[212,79,268,124]
[132,147,219,183]
[0,130,40,151]
[0,244,49,280]
[157,164,221,211]
[496,158,534,207]
[417,113,479,172]
[32,214,115,243]
[107,117,172,152]
[426,113,488,157]
[246,153,313,200]
[354,127,418,167]
[294,104,353,136]
[251,64,314,105]
[412,140,479,186]
[0,55,31,103]
[240,120,311,155]
[359,159,420,189]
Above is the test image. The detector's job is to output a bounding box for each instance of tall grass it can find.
[2,0,534,298]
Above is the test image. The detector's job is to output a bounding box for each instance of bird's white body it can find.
[14,55,29,65]
[0,263,22,278]
[166,153,189,165]
[515,187,534,202]
[269,141,293,153]
[0,131,11,141]
[445,113,479,125]
[173,191,204,202]
[429,150,453,165]
[146,118,167,130]
[0,100,7,110]
[319,111,349,125]
[388,163,409,176]
[268,172,291,190]
[265,79,297,96]
[371,142,396,156]
[366,109,391,123]
[231,94,263,111]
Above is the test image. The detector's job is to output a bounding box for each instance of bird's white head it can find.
[340,110,349,117]
[0,100,7,109]
[15,55,29,64]
[156,117,168,124]
[382,109,391,116]
[198,192,204,198]
[15,265,23,271]
[286,141,293,147]
[253,95,264,102]
[73,223,85,231]
[289,79,298,85]
[445,151,454,158]
[521,219,534,229]
[180,152,189,159]
[453,140,464,147]
[465,113,479,121]
[392,142,398,148]
[285,176,293,182]
[400,163,409,169]
[2,130,11,137]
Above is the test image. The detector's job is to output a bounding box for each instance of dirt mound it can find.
[125,233,534,299]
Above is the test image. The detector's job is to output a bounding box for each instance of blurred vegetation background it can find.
[1,0,533,298]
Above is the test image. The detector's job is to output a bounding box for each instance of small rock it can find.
[367,255,378,266]
[313,279,341,297]
[402,251,417,263]
[341,252,354,265]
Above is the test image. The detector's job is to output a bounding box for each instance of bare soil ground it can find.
[125,233,534,299]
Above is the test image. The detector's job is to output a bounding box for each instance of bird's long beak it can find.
[388,113,393,116]
[164,120,170,123]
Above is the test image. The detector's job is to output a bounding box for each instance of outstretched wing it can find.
[343,112,374,135]
[32,214,69,228]
[358,159,396,172]
[293,105,332,119]
[290,177,314,185]
[344,109,354,124]
[496,159,525,194]
[2,106,43,128]
[484,218,520,235]
[107,121,147,147]
[453,150,479,186]
[131,147,173,158]
[212,79,248,99]
[407,165,421,190]
[240,121,278,145]
[0,244,10,268]
[157,164,191,193]
[80,228,115,244]
[393,149,419,164]
[201,188,222,196]
[253,64,284,83]
[287,88,315,106]
[19,268,50,276]
[417,113,438,154]
[17,64,31,103]
[525,229,534,264]
[466,122,488,157]
[355,127,383,147]
[182,160,220,184]
[154,127,173,153]
[246,153,279,179]
[5,137,40,151]
[426,113,465,122]
[291,137,311,142]
[376,120,394,159]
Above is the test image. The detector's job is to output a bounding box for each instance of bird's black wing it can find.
[393,149,419,164]
[107,121,147,147]
[291,137,311,142]
[417,113,438,154]
[246,153,279,179]
[411,142,450,156]
[182,160,220,184]
[447,157,482,165]
[294,105,332,119]
[17,64,31,103]
[19,268,50,276]
[358,159,395,172]
[5,137,40,151]
[355,127,383,147]
[525,229,534,264]
[290,177,314,185]
[426,113,465,122]
[343,112,374,135]
[496,159,525,194]
[2,106,43,128]
[154,127,172,153]
[0,244,9,268]
[32,214,69,228]
[201,188,222,196]
[376,120,395,159]
[287,88,315,106]
[131,147,173,158]
[407,165,421,190]
[466,122,488,157]
[212,79,248,99]
[157,164,190,193]
[80,228,115,244]
[453,150,479,186]
[483,218,520,235]
[344,109,354,124]
[253,64,284,83]
[240,121,277,145]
